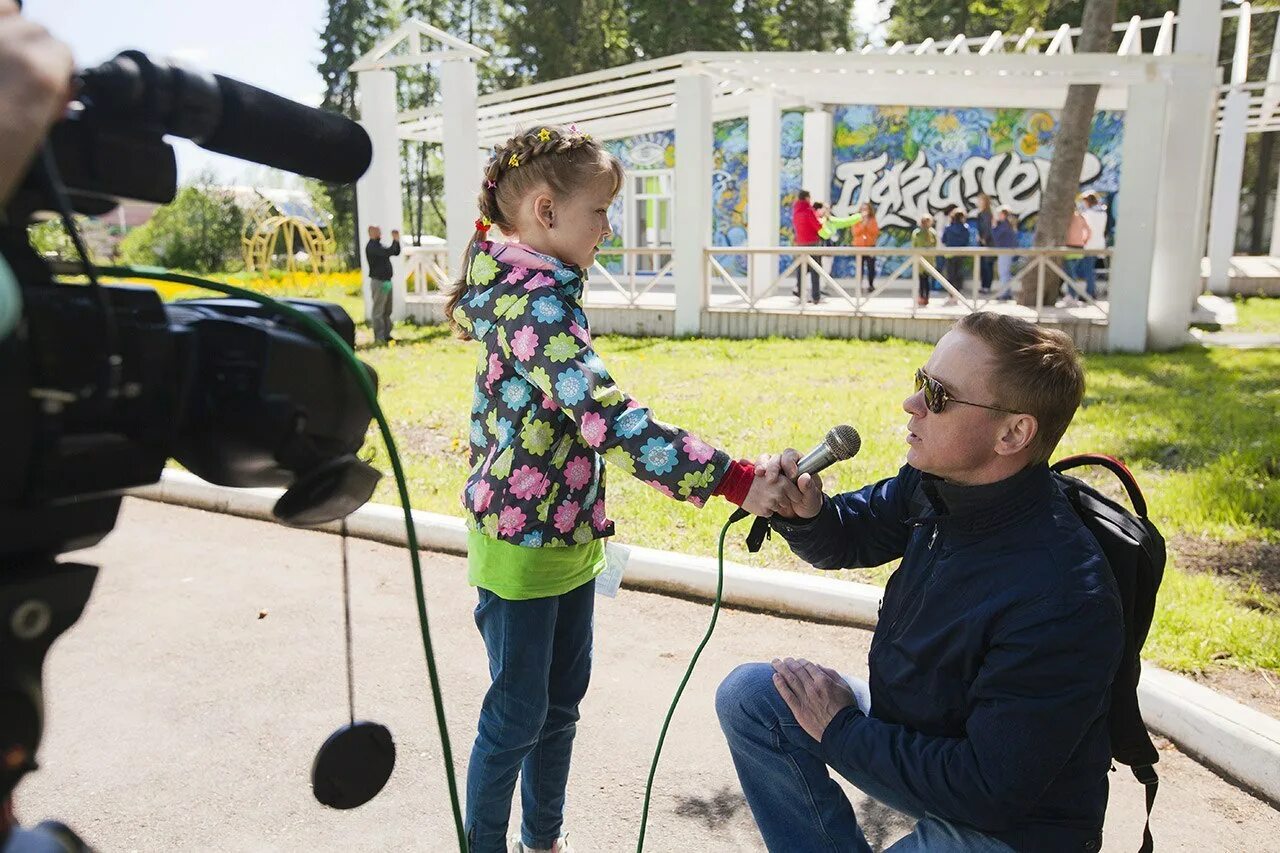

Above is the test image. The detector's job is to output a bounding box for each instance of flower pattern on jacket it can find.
[454,241,731,547]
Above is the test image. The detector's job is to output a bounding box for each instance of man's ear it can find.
[995,413,1038,458]
[533,192,555,230]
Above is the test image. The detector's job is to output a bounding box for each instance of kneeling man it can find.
[717,312,1121,853]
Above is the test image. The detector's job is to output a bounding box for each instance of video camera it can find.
[1,48,382,847]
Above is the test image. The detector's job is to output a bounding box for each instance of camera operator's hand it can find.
[0,1,73,204]
[755,449,824,520]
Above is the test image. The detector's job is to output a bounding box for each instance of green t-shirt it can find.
[467,529,605,600]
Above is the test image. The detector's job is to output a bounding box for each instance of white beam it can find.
[1151,61,1218,349]
[1232,2,1252,86]
[1110,80,1171,352]
[1154,11,1176,55]
[1118,16,1144,56]
[355,70,405,321]
[441,59,480,299]
[1207,88,1249,294]
[1179,0,1224,285]
[803,110,834,207]
[748,93,782,299]
[674,73,712,335]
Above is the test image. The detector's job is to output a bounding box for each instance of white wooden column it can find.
[1149,60,1219,349]
[802,110,834,205]
[1109,81,1170,352]
[355,69,404,321]
[1206,2,1251,294]
[747,93,781,299]
[674,72,712,336]
[441,58,481,294]
[1175,0,1225,305]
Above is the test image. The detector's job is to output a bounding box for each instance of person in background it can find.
[814,202,835,279]
[942,209,970,307]
[910,214,937,307]
[992,208,1019,301]
[365,224,401,344]
[792,190,823,303]
[1061,204,1092,308]
[852,201,880,293]
[1079,192,1108,300]
[974,193,995,295]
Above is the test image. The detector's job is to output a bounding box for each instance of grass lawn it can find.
[129,272,1280,680]
[1233,295,1280,335]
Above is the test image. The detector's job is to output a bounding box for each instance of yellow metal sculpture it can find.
[241,192,338,277]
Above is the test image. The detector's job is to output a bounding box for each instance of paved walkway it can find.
[16,500,1279,851]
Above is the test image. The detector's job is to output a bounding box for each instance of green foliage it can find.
[26,218,78,259]
[887,1,1175,46]
[117,180,245,273]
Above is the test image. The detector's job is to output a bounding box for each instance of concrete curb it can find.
[129,470,1279,807]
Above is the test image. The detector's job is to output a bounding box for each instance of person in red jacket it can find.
[792,190,823,303]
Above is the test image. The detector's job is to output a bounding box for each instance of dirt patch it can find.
[1169,534,1280,604]
[1192,667,1280,721]
[396,423,467,459]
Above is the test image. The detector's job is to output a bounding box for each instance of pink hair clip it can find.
[485,178,497,189]
[568,123,580,135]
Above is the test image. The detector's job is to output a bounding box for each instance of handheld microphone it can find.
[729,425,861,529]
[795,424,862,477]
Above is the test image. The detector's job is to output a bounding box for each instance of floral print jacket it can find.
[453,241,731,548]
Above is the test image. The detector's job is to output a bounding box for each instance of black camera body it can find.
[1,48,381,833]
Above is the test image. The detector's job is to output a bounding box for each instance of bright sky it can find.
[26,0,889,184]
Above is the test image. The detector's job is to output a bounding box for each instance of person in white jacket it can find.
[1079,192,1108,299]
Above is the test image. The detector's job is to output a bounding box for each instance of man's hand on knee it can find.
[770,657,856,742]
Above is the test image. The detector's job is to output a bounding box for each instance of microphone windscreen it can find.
[203,75,373,183]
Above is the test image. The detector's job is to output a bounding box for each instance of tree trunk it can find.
[1250,132,1274,255]
[1026,0,1119,307]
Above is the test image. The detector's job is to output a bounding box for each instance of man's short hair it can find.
[798,190,811,201]
[955,312,1085,466]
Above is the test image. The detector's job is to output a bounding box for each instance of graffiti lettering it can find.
[832,151,1102,228]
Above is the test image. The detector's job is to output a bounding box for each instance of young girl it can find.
[443,125,788,853]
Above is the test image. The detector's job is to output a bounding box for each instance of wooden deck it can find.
[407,279,1113,351]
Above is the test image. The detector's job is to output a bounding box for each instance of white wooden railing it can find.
[704,246,1111,322]
[403,245,451,294]
[588,247,676,306]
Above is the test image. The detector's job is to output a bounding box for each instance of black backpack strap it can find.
[1052,453,1149,517]
[1133,763,1158,853]
[727,507,772,553]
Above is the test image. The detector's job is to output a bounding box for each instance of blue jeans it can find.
[465,581,595,853]
[716,663,1015,853]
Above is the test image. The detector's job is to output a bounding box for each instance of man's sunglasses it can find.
[914,368,1022,415]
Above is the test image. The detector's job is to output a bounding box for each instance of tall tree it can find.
[1027,0,1118,306]
[741,0,857,51]
[504,0,634,82]
[318,0,390,267]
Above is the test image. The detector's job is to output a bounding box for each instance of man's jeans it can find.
[716,663,1015,853]
[465,581,594,853]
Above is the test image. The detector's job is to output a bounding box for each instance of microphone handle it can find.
[796,443,837,477]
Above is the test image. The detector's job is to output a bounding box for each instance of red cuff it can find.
[713,459,756,506]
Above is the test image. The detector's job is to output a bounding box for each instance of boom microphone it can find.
[795,424,862,477]
[76,50,373,184]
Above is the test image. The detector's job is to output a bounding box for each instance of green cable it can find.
[636,511,744,852]
[94,266,470,852]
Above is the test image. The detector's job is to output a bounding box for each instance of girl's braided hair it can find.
[444,125,623,339]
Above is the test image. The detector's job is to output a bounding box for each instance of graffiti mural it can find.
[830,105,1123,226]
[825,105,1123,276]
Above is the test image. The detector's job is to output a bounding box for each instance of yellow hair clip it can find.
[508,153,520,168]
[537,128,551,142]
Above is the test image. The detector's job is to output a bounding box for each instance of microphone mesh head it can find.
[825,425,862,460]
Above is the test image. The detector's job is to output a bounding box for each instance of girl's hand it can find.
[755,450,824,519]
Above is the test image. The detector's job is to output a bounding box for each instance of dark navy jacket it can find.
[771,463,1122,852]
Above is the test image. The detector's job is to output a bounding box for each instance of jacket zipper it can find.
[880,521,945,642]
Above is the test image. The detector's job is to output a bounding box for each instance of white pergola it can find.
[354,3,1237,351]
